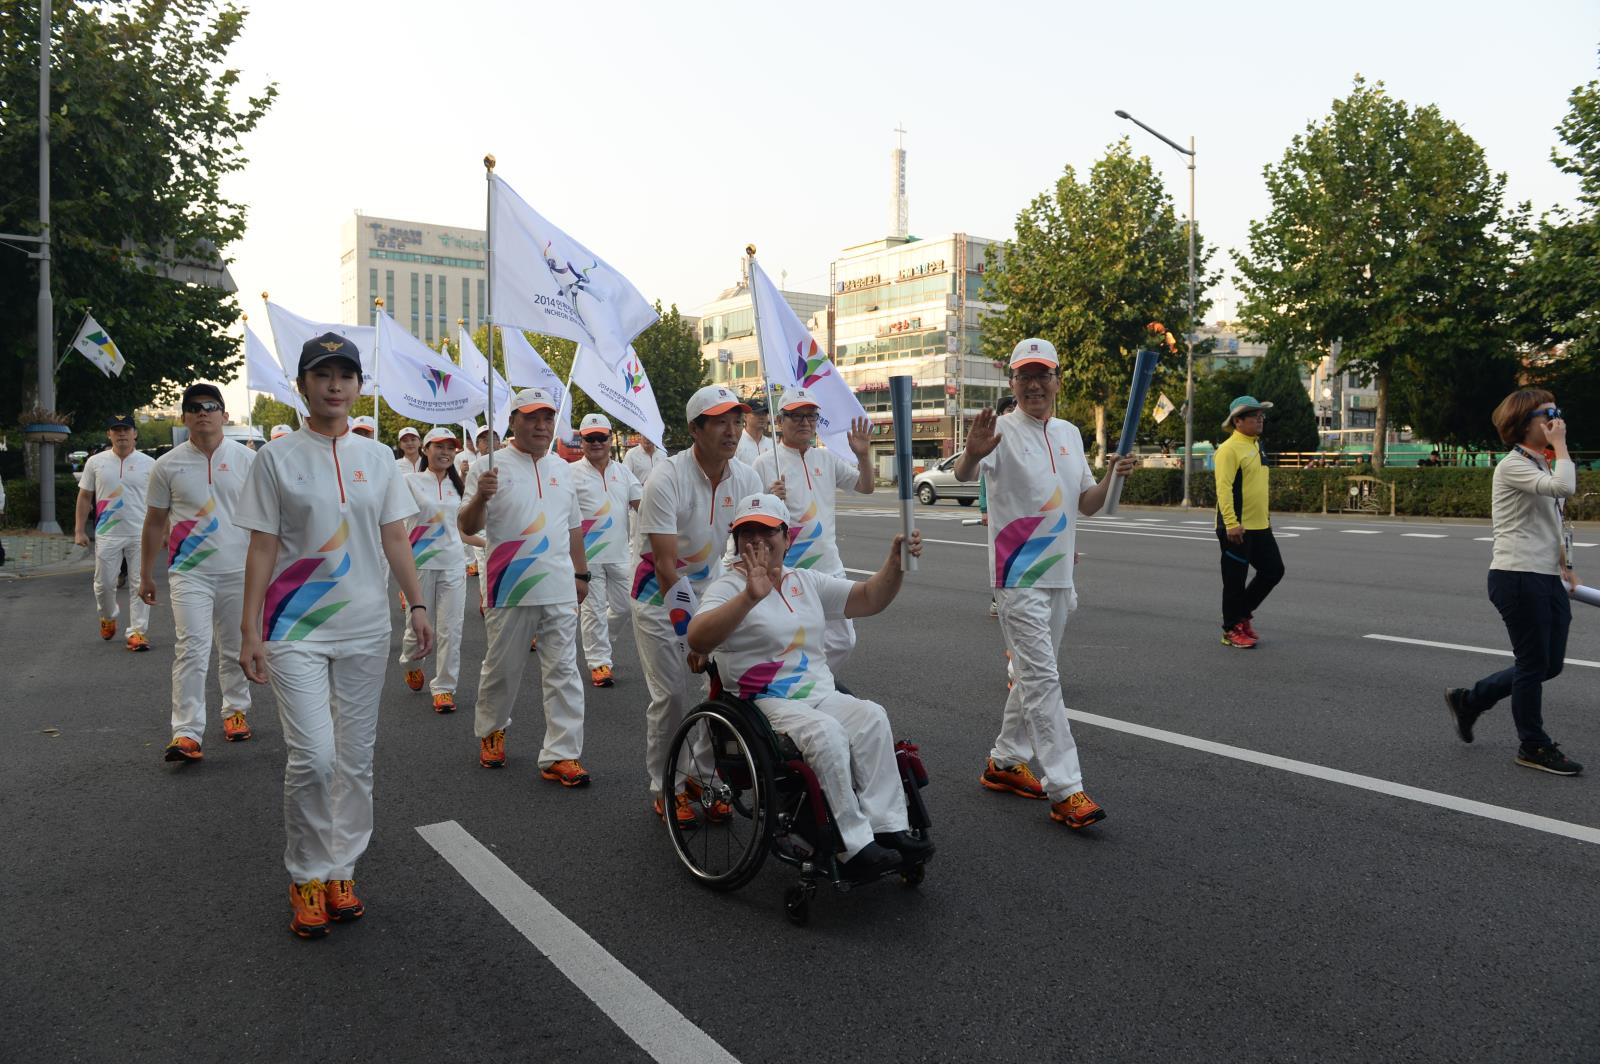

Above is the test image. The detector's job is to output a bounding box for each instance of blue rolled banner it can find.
[889,375,918,570]
[1103,348,1159,515]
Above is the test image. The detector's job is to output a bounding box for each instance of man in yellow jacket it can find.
[1214,396,1286,649]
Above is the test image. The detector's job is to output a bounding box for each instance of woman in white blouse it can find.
[400,428,481,712]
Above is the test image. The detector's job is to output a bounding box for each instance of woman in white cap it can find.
[350,415,378,439]
[570,413,643,687]
[235,332,432,939]
[400,428,479,712]
[394,426,424,475]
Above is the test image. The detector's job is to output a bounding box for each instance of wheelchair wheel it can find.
[663,702,776,892]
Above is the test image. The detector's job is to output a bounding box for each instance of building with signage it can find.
[339,213,488,345]
[696,278,830,394]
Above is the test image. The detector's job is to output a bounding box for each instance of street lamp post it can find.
[1115,109,1196,508]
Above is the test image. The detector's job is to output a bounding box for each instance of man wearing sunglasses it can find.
[139,384,258,762]
[1215,396,1286,650]
[570,413,643,688]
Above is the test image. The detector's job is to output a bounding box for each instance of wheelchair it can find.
[661,667,933,925]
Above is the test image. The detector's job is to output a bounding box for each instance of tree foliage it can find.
[1248,349,1319,453]
[1234,77,1516,466]
[0,1,275,429]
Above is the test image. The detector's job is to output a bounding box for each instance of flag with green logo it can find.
[69,314,126,377]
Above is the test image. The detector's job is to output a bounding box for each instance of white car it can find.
[912,452,979,505]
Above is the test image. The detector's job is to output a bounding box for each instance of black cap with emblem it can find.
[298,332,363,375]
[105,413,137,430]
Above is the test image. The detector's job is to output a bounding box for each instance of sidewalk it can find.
[0,530,94,579]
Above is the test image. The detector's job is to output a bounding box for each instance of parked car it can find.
[912,452,979,505]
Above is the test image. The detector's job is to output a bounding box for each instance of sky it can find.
[213,0,1599,414]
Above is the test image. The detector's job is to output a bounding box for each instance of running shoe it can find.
[432,692,456,714]
[1444,688,1479,743]
[125,631,150,652]
[404,668,425,691]
[1515,743,1583,776]
[988,599,999,619]
[466,563,478,577]
[683,776,731,822]
[529,635,539,653]
[222,710,252,742]
[980,758,1046,800]
[1240,616,1260,642]
[99,618,117,640]
[1049,791,1107,829]
[289,880,332,938]
[479,729,506,768]
[324,879,364,922]
[590,665,614,688]
[1221,623,1257,649]
[163,736,202,762]
[654,792,697,828]
[540,759,592,787]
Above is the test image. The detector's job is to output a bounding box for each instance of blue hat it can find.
[1224,395,1273,428]
[298,332,362,375]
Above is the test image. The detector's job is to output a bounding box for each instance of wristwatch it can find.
[575,572,591,582]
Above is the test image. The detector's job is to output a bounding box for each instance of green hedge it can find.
[1119,466,1600,521]
[2,477,83,530]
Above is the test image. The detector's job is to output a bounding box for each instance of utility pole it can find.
[36,1,58,532]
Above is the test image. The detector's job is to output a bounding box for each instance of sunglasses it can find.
[183,400,224,414]
[1525,406,1562,422]
[783,411,821,423]
[582,433,611,442]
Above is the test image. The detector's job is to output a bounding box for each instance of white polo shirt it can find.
[700,566,853,701]
[234,427,415,642]
[631,448,762,605]
[463,442,582,608]
[571,457,642,567]
[147,439,256,575]
[624,443,668,487]
[978,410,1095,590]
[79,448,155,543]
[752,442,860,574]
[395,455,424,477]
[734,432,771,469]
[405,470,466,572]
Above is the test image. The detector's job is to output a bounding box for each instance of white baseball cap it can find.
[686,384,750,423]
[350,415,378,434]
[422,427,458,446]
[1009,338,1059,370]
[397,425,421,440]
[510,387,558,414]
[269,424,292,440]
[473,424,495,440]
[779,386,820,412]
[578,413,612,437]
[730,493,789,531]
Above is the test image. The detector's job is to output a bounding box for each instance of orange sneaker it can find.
[222,710,252,742]
[404,668,425,691]
[163,736,202,762]
[541,759,592,787]
[432,692,456,714]
[653,792,697,829]
[1049,791,1106,829]
[466,563,478,577]
[324,878,364,922]
[126,631,150,652]
[590,665,614,688]
[980,758,1046,800]
[683,775,731,822]
[99,617,117,640]
[479,729,506,768]
[529,635,539,653]
[288,880,332,938]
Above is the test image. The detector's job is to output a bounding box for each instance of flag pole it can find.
[372,296,387,440]
[483,153,497,471]
[744,245,778,467]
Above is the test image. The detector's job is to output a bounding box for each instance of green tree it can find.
[0,1,275,429]
[1234,77,1515,467]
[983,139,1215,462]
[1248,349,1319,453]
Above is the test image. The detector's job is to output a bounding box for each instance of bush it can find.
[2,477,81,530]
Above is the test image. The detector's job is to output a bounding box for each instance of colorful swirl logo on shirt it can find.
[783,500,823,568]
[94,488,126,535]
[581,499,614,561]
[993,486,1068,588]
[168,497,221,572]
[792,339,832,388]
[631,551,679,606]
[735,631,815,700]
[486,514,551,607]
[261,518,353,640]
[410,509,450,567]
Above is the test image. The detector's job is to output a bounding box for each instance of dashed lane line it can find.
[1363,633,1600,669]
[1401,533,1449,539]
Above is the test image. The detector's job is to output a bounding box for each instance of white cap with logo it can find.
[578,413,612,437]
[779,386,820,412]
[350,415,378,434]
[686,385,751,423]
[269,424,292,440]
[397,425,420,440]
[510,387,558,413]
[1009,338,1059,370]
[422,427,458,446]
[730,493,789,531]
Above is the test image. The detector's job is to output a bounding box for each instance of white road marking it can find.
[1065,709,1600,847]
[417,821,742,1064]
[1134,518,1166,523]
[1474,537,1494,542]
[1183,520,1212,525]
[1341,530,1383,535]
[1576,543,1597,548]
[921,537,986,548]
[1401,533,1449,539]
[1362,633,1600,669]
[1281,526,1320,531]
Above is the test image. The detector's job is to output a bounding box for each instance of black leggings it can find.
[1217,526,1285,630]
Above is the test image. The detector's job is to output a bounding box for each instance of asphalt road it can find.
[4,500,1597,1064]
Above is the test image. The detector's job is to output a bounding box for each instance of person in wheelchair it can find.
[688,494,933,882]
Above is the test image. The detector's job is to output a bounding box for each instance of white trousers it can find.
[756,689,908,860]
[631,599,711,796]
[579,561,631,668]
[473,603,586,768]
[399,566,466,694]
[994,586,1085,802]
[93,538,149,634]
[266,631,388,882]
[169,569,251,742]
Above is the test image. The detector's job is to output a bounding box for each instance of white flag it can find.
[264,300,377,395]
[570,345,666,449]
[488,175,658,371]
[245,324,308,416]
[70,314,126,377]
[374,312,486,424]
[748,259,865,452]
[500,327,572,439]
[457,327,511,439]
[1153,392,1176,424]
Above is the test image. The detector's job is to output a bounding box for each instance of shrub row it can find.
[2,478,82,530]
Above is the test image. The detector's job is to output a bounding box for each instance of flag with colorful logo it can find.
[69,314,127,377]
[245,324,308,416]
[374,312,486,424]
[457,326,511,439]
[1153,392,1176,424]
[570,344,665,449]
[264,300,377,395]
[747,258,864,453]
[488,174,658,372]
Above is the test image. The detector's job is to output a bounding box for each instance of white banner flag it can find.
[70,314,126,377]
[748,259,864,452]
[500,327,572,439]
[264,301,377,395]
[488,175,658,372]
[245,324,308,416]
[374,312,487,424]
[570,345,666,449]
[1152,392,1176,424]
[458,327,511,439]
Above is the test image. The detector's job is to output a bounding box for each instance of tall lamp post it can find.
[1115,109,1196,507]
